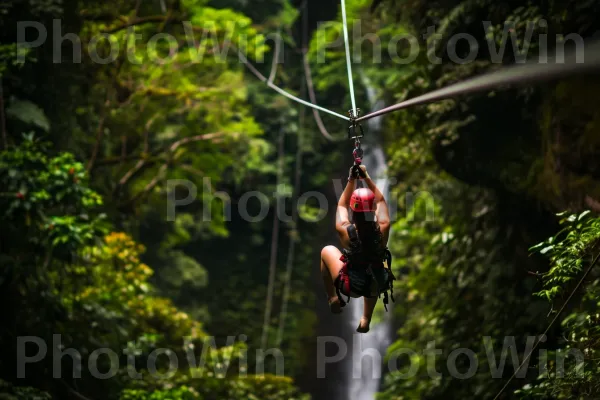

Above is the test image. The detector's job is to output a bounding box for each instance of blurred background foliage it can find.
[1,0,600,399]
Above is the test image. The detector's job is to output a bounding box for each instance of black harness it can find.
[336,224,396,310]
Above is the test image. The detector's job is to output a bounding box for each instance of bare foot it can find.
[329,297,342,314]
[356,316,370,333]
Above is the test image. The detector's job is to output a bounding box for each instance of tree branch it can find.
[167,132,226,151]
[261,128,284,351]
[102,15,208,34]
[118,159,148,187]
[116,115,158,187]
[95,154,153,167]
[79,10,125,22]
[128,163,168,203]
[267,30,282,85]
[103,15,175,33]
[300,3,334,142]
[121,132,231,204]
[86,97,110,172]
[180,164,205,177]
[137,86,212,97]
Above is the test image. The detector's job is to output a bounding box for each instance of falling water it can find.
[342,72,394,400]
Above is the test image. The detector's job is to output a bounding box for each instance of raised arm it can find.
[335,168,357,247]
[359,166,391,244]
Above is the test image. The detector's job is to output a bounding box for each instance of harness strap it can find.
[346,224,361,253]
[384,248,396,303]
[385,249,393,271]
[383,291,389,311]
[336,255,351,307]
[335,284,348,307]
[342,224,397,311]
[367,264,380,298]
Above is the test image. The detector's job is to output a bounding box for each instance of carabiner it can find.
[353,140,363,165]
[348,124,364,140]
[347,108,364,140]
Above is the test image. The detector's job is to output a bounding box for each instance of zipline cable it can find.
[261,128,285,351]
[275,82,305,348]
[302,52,337,140]
[275,4,311,346]
[357,41,600,123]
[276,2,319,345]
[492,246,600,400]
[300,0,337,141]
[258,29,295,350]
[340,0,357,116]
[236,48,350,121]
[238,20,600,127]
[267,29,282,85]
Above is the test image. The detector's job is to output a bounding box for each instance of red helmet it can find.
[350,188,376,213]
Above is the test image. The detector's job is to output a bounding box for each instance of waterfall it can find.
[306,70,393,400]
[344,71,394,400]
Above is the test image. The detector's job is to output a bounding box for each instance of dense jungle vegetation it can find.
[1,0,600,399]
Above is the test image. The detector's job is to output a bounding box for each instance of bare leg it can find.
[320,246,344,314]
[357,296,377,333]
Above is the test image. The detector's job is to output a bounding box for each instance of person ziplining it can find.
[239,0,600,395]
[317,4,395,334]
[247,0,600,343]
[319,113,395,333]
[320,162,395,333]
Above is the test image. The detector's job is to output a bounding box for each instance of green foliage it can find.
[10,0,600,399]
[0,138,306,399]
[121,386,199,400]
[121,374,309,400]
[531,211,600,302]
[0,45,34,76]
[0,135,106,261]
[378,173,549,399]
[274,0,299,30]
[223,375,310,400]
[6,99,50,132]
[324,1,600,399]
[0,379,51,400]
[65,232,204,340]
[518,212,600,399]
[0,0,317,398]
